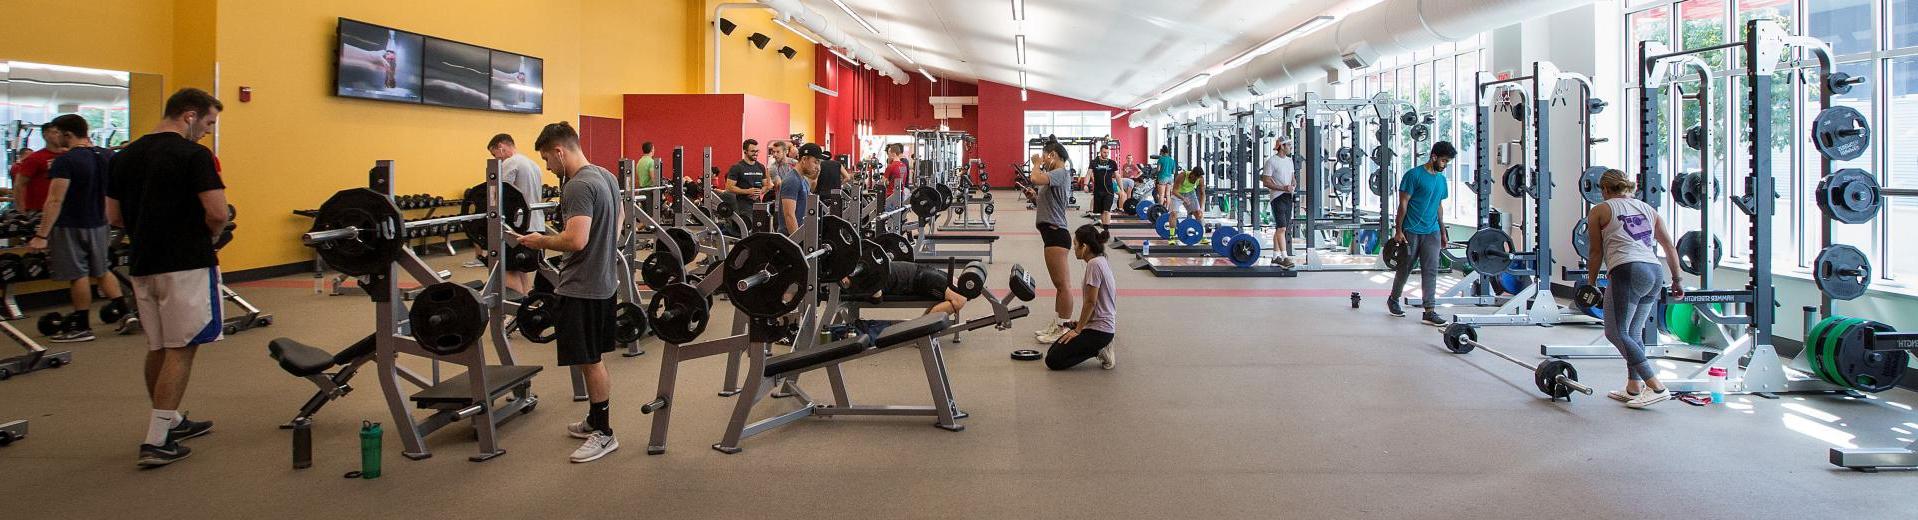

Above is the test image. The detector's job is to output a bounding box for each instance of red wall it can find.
[578,115,623,169]
[975,80,1147,188]
[812,47,979,160]
[624,93,791,187]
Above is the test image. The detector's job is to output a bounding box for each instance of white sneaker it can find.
[569,432,619,462]
[1037,325,1068,344]
[1607,390,1638,402]
[565,421,594,439]
[1097,347,1116,370]
[1033,323,1060,338]
[1626,388,1670,409]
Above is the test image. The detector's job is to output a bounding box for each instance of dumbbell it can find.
[20,252,48,280]
[431,195,445,207]
[37,311,76,336]
[0,253,22,283]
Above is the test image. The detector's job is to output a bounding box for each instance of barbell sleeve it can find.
[735,270,773,292]
[302,227,361,245]
[1460,336,1593,395]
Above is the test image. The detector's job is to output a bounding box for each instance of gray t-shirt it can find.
[1082,256,1118,333]
[501,154,547,232]
[1035,166,1071,227]
[555,164,621,299]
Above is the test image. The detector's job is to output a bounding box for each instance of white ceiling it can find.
[793,0,1349,108]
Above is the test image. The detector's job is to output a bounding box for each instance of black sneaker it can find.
[48,329,96,343]
[1422,311,1448,327]
[1386,299,1406,317]
[168,414,214,442]
[138,441,192,467]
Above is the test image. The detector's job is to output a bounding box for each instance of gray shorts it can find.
[49,225,112,281]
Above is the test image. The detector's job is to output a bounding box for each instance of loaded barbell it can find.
[1442,323,1594,401]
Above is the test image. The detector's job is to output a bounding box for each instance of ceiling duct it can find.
[757,0,909,84]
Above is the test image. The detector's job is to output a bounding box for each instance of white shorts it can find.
[130,267,225,350]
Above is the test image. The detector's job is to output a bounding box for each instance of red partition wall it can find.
[975,80,1146,188]
[742,94,792,165]
[623,93,793,188]
[578,115,623,169]
[813,46,980,160]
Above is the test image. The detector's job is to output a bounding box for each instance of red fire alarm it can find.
[238,86,253,102]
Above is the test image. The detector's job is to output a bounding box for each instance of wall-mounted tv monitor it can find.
[335,18,423,103]
[489,51,544,113]
[422,37,492,109]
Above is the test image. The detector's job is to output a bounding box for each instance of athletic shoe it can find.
[1422,311,1448,327]
[48,329,96,343]
[1033,323,1061,339]
[1097,347,1116,370]
[1607,389,1638,402]
[1627,388,1671,409]
[1276,256,1295,270]
[167,414,214,442]
[1037,326,1068,345]
[1386,299,1406,317]
[137,441,192,467]
[569,432,619,462]
[565,421,594,440]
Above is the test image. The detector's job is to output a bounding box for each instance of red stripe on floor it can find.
[1011,288,1393,298]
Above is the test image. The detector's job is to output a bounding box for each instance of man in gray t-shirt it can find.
[513,122,625,463]
[487,134,547,296]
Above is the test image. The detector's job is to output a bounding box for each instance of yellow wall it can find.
[1,0,817,273]
[0,0,177,83]
[705,2,816,135]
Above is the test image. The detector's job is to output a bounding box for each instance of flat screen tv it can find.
[489,51,544,113]
[335,18,423,103]
[422,37,492,109]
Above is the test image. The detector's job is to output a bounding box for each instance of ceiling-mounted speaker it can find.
[719,18,737,35]
[778,46,797,60]
[748,32,771,49]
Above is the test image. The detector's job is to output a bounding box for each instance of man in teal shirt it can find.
[1388,141,1456,326]
[1154,146,1177,205]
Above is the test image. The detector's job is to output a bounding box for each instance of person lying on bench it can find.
[843,261,967,316]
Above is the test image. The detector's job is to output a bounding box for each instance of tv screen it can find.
[335,18,423,103]
[422,37,492,109]
[489,51,544,113]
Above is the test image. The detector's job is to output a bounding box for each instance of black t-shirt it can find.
[726,160,766,190]
[106,132,225,276]
[1089,158,1118,196]
[816,160,844,195]
[48,146,113,228]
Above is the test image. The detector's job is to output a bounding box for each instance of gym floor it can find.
[2,192,1914,518]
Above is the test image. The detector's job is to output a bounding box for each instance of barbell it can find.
[1442,323,1594,401]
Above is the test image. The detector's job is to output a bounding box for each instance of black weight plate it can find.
[666,227,697,261]
[647,283,709,344]
[1465,228,1514,276]
[1571,218,1590,259]
[1813,244,1871,301]
[935,184,954,209]
[1381,238,1409,271]
[1816,168,1881,224]
[909,186,943,219]
[310,188,405,277]
[847,239,890,293]
[1501,164,1529,198]
[723,232,811,318]
[460,183,532,252]
[1811,105,1871,162]
[817,215,863,283]
[408,282,485,355]
[1371,146,1395,168]
[1010,349,1043,361]
[1369,171,1387,197]
[1336,147,1354,165]
[1144,204,1170,236]
[1535,359,1580,400]
[37,312,67,336]
[640,250,684,288]
[875,233,914,262]
[1579,166,1607,205]
[1409,124,1429,141]
[1683,125,1706,151]
[1827,318,1904,392]
[515,292,562,344]
[1120,198,1139,216]
[1399,111,1419,126]
[613,302,648,343]
[1676,231,1721,276]
[1442,323,1477,354]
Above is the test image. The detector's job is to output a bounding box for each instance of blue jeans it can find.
[1604,262,1665,381]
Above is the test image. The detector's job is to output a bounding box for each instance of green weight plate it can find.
[1803,316,1840,386]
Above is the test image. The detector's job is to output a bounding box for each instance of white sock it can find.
[146,410,179,446]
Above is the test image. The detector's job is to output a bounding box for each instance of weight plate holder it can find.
[1500,164,1530,198]
[1464,228,1516,276]
[1174,217,1205,246]
[1815,168,1881,224]
[408,282,486,356]
[647,282,710,344]
[1812,244,1871,301]
[1675,231,1722,276]
[1811,105,1872,162]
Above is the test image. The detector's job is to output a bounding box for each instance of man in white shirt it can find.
[488,133,548,296]
[1258,138,1298,269]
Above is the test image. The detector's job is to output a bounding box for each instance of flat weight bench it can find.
[712,313,961,454]
[916,234,996,263]
[268,334,378,426]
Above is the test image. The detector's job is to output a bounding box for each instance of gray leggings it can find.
[1389,232,1443,308]
[1604,262,1665,381]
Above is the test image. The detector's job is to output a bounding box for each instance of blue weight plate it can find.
[1227,232,1261,268]
[1136,199,1155,220]
[1153,211,1171,239]
[1211,226,1238,255]
[1175,218,1205,245]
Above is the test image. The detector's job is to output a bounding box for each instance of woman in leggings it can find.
[1583,169,1684,408]
[1047,225,1119,370]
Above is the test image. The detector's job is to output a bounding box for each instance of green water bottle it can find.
[359,420,382,479]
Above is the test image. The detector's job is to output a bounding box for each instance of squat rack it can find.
[1270,92,1399,271]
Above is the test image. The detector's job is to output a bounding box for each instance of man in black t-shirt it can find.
[31,114,127,343]
[107,88,228,468]
[723,138,767,232]
[815,154,845,217]
[1088,144,1119,227]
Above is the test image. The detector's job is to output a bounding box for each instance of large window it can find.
[1625,0,1918,289]
[1346,35,1490,224]
[1025,110,1109,172]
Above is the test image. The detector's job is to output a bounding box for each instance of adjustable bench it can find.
[268,334,378,426]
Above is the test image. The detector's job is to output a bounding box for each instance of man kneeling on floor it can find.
[514,121,624,463]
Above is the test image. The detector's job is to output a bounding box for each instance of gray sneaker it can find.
[569,432,619,462]
[138,441,192,467]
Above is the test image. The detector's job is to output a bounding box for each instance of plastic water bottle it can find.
[291,418,312,470]
[1707,367,1727,404]
[359,421,382,479]
[1142,240,1151,256]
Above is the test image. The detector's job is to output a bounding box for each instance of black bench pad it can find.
[270,334,376,377]
[765,335,872,377]
[874,313,954,348]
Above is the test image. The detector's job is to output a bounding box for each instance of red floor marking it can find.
[1007,288,1393,298]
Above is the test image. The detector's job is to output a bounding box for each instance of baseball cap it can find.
[797,143,830,161]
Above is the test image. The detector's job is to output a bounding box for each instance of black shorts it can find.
[555,295,617,366]
[1271,193,1295,229]
[1037,222,1071,249]
[1093,192,1114,213]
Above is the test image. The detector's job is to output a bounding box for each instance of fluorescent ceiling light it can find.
[1021,89,1029,102]
[1019,70,1027,89]
[1011,0,1025,21]
[887,43,916,64]
[830,48,856,63]
[918,67,937,82]
[1221,16,1335,69]
[1015,35,1027,65]
[832,0,881,35]
[771,18,820,45]
[1110,110,1129,120]
[1158,74,1211,98]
